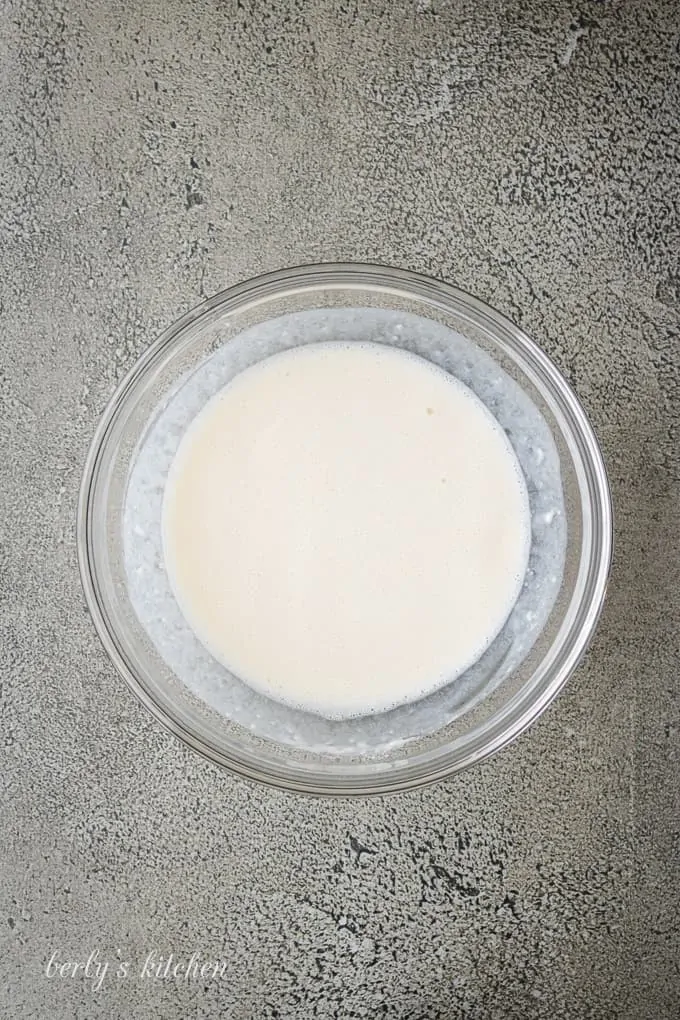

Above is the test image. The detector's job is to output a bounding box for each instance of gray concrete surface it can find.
[1,0,679,1017]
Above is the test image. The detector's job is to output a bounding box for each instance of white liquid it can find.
[162,342,531,718]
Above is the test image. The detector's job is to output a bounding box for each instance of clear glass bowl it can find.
[77,264,612,795]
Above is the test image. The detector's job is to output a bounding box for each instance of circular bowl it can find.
[78,263,612,795]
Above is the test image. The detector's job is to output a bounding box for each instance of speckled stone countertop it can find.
[2,1,679,1017]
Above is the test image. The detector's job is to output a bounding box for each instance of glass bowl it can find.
[77,263,612,795]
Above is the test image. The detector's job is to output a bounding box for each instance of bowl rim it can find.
[77,262,613,796]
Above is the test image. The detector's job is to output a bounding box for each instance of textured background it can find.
[1,0,679,1017]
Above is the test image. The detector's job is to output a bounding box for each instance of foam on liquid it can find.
[162,341,531,718]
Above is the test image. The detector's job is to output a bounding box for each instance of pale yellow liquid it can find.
[162,342,531,718]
